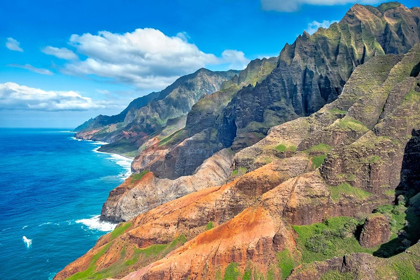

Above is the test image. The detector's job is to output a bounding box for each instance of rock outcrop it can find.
[359,213,391,248]
[101,148,234,222]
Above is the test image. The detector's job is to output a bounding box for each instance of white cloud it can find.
[6,38,23,52]
[221,50,250,70]
[96,89,110,94]
[0,82,105,111]
[306,20,338,34]
[8,64,53,75]
[62,28,248,90]
[261,0,380,12]
[42,46,78,60]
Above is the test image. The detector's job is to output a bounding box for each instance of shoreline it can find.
[76,136,134,179]
[72,135,135,162]
[69,135,134,229]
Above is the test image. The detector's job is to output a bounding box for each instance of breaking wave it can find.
[23,236,32,249]
[76,215,116,232]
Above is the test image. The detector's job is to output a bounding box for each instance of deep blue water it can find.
[0,128,132,280]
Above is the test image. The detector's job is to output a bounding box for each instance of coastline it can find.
[69,135,134,229]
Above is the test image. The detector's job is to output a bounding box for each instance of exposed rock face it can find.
[75,68,238,155]
[359,214,391,248]
[101,148,234,222]
[140,2,420,180]
[132,57,278,176]
[219,3,420,151]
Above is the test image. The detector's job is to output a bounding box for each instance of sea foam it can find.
[92,144,133,179]
[23,236,32,248]
[76,215,116,232]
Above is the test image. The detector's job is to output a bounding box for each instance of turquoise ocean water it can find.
[0,128,132,279]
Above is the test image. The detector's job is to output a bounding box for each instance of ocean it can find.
[0,128,132,280]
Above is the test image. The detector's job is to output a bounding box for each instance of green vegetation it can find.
[328,183,372,202]
[131,170,149,183]
[305,143,332,154]
[311,155,327,168]
[111,222,132,240]
[206,221,214,230]
[293,217,377,263]
[403,89,420,103]
[224,262,241,280]
[363,155,382,164]
[329,108,348,115]
[158,129,187,147]
[372,201,420,257]
[337,118,368,132]
[274,144,297,153]
[242,268,252,280]
[276,249,295,280]
[385,189,396,197]
[231,167,247,177]
[266,264,277,280]
[67,235,187,280]
[320,270,354,280]
[392,259,420,280]
[127,235,187,265]
[304,143,333,168]
[275,144,287,152]
[67,243,112,280]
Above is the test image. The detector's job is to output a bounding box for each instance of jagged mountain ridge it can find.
[139,2,420,182]
[75,68,238,155]
[130,56,278,178]
[56,41,420,280]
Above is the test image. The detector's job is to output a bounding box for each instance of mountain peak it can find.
[377,1,404,12]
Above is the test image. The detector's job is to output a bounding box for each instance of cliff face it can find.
[137,2,420,181]
[130,57,278,177]
[75,68,238,156]
[56,35,420,280]
[219,3,420,150]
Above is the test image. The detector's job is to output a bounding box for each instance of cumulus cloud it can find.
[42,46,78,60]
[261,0,380,12]
[221,50,250,70]
[0,82,105,111]
[8,64,53,75]
[6,38,23,52]
[306,20,338,34]
[62,28,249,90]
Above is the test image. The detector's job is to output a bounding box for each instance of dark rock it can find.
[359,213,391,248]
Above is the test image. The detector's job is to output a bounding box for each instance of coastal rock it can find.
[359,213,391,248]
[101,148,234,222]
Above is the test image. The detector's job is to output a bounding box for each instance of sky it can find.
[0,0,418,128]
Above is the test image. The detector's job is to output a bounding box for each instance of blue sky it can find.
[0,0,418,128]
